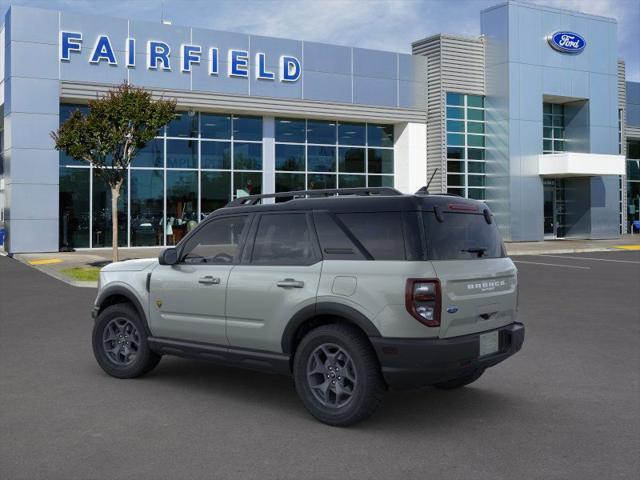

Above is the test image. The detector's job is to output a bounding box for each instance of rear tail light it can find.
[405,279,441,327]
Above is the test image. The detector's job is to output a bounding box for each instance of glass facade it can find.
[58,104,263,248]
[543,103,565,154]
[627,140,640,231]
[274,118,394,193]
[445,92,486,199]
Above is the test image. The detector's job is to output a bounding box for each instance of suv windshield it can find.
[423,211,505,260]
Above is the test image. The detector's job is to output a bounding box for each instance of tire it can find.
[432,368,485,390]
[92,303,161,379]
[293,324,385,427]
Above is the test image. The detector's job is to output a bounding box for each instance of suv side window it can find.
[313,211,366,260]
[251,213,318,265]
[336,212,406,260]
[181,215,249,264]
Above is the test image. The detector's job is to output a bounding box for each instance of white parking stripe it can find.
[513,260,591,269]
[540,255,640,265]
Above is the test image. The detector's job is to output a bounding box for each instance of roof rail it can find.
[226,187,402,207]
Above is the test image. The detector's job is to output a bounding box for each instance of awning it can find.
[538,152,626,177]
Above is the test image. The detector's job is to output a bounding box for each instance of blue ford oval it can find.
[547,31,586,54]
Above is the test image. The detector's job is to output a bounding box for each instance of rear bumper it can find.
[370,322,524,390]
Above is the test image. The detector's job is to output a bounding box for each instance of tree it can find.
[52,83,176,262]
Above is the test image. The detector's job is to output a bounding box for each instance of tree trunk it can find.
[111,183,122,263]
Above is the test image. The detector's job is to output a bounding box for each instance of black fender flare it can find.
[281,302,381,354]
[95,285,151,336]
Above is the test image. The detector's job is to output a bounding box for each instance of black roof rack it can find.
[226,187,402,207]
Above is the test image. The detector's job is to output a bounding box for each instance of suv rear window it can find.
[423,212,505,260]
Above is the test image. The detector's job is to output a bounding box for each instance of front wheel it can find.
[92,303,161,379]
[293,324,385,427]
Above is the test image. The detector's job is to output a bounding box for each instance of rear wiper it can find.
[461,247,487,258]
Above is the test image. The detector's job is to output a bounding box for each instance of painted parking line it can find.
[28,259,63,266]
[613,245,640,251]
[513,260,590,269]
[540,254,640,265]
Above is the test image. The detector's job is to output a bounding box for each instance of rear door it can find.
[226,212,322,352]
[423,209,517,338]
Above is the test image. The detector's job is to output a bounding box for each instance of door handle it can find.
[198,276,221,285]
[277,278,305,288]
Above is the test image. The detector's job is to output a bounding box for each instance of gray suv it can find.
[91,187,524,426]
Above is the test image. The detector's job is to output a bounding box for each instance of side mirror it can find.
[158,247,178,266]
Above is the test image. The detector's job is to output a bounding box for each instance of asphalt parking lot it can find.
[1,251,639,480]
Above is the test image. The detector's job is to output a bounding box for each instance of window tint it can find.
[182,216,248,264]
[313,212,366,260]
[423,212,504,260]
[251,214,317,265]
[336,212,405,260]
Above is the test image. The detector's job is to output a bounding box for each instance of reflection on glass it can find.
[233,115,262,141]
[130,169,164,246]
[167,111,198,138]
[307,120,336,144]
[167,139,197,169]
[234,172,262,197]
[368,149,393,174]
[367,175,394,187]
[339,175,365,188]
[338,122,365,146]
[234,142,262,170]
[59,104,90,166]
[201,141,231,169]
[307,145,336,172]
[166,170,198,246]
[338,148,365,173]
[92,170,127,248]
[308,174,336,190]
[275,173,305,193]
[59,167,90,248]
[135,139,163,168]
[201,171,231,215]
[446,92,464,106]
[276,144,305,171]
[276,118,306,143]
[367,124,394,147]
[201,113,231,139]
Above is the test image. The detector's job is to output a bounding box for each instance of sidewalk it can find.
[6,236,640,288]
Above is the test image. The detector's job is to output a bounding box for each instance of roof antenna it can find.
[416,168,438,195]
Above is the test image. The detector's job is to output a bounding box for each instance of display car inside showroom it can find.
[0,1,638,253]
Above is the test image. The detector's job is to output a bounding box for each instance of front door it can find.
[148,214,250,345]
[543,178,566,238]
[226,212,322,353]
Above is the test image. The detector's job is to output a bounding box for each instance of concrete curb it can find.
[11,254,98,289]
[507,247,625,256]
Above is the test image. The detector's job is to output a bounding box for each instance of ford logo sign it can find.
[547,31,586,54]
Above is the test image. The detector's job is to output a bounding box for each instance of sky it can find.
[1,0,638,80]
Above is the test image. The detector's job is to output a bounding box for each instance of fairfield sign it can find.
[59,31,302,82]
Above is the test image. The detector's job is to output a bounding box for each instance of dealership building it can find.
[0,1,639,252]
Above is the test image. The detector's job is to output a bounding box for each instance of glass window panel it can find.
[446,120,464,133]
[468,148,484,160]
[201,171,231,216]
[167,111,198,138]
[200,113,231,139]
[275,173,306,193]
[543,127,553,138]
[233,115,262,141]
[307,145,336,172]
[307,120,336,144]
[628,141,640,159]
[468,175,485,187]
[275,144,305,171]
[367,124,394,147]
[60,103,89,123]
[338,122,366,146]
[339,174,365,188]
[447,187,464,196]
[201,141,231,169]
[447,161,464,173]
[467,95,484,108]
[182,215,248,264]
[233,142,262,170]
[446,92,464,106]
[467,122,484,134]
[166,170,198,246]
[447,133,465,146]
[338,147,365,173]
[468,161,485,173]
[367,175,394,187]
[552,115,563,127]
[447,174,465,186]
[467,134,485,147]
[134,138,163,168]
[308,174,336,190]
[554,140,564,151]
[251,214,316,265]
[447,147,465,159]
[275,117,306,143]
[446,106,464,119]
[543,103,552,114]
[467,108,484,121]
[59,167,90,249]
[554,128,564,139]
[234,172,262,197]
[92,170,127,248]
[130,169,164,247]
[543,139,553,151]
[625,160,640,181]
[367,148,393,174]
[337,212,405,260]
[468,188,486,200]
[166,139,197,169]
[543,114,553,126]
[552,103,563,115]
[59,151,86,167]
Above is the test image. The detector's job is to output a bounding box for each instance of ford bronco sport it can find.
[91,187,524,426]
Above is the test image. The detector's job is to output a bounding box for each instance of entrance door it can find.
[543,178,566,238]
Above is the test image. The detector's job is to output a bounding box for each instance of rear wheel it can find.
[432,368,485,390]
[92,303,161,379]
[293,324,385,426]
